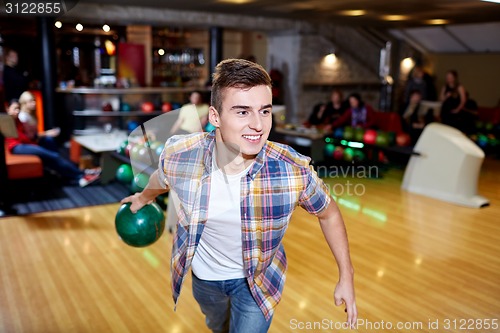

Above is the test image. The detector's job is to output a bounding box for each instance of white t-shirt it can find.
[18,110,38,140]
[191,156,251,280]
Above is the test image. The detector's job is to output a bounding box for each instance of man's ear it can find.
[208,106,220,128]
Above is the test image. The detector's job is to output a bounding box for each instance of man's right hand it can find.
[121,192,153,213]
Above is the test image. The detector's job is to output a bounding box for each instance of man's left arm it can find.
[317,200,358,328]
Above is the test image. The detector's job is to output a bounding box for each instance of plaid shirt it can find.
[158,131,331,320]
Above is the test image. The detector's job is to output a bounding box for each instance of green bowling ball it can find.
[121,103,131,112]
[376,131,390,146]
[354,128,365,142]
[343,147,354,162]
[117,140,128,155]
[130,144,143,161]
[353,149,366,162]
[343,126,354,140]
[115,202,165,247]
[130,173,150,193]
[116,164,134,183]
[324,143,335,157]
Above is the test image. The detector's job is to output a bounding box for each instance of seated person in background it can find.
[18,91,60,150]
[401,90,436,144]
[170,91,209,135]
[5,100,100,187]
[325,93,375,131]
[403,65,437,105]
[305,89,347,128]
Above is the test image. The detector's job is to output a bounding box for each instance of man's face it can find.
[6,51,18,67]
[210,85,272,161]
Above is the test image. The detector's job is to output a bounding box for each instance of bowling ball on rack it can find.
[117,140,128,155]
[477,134,488,148]
[162,102,173,112]
[141,102,155,113]
[353,149,366,162]
[376,131,390,147]
[130,144,143,161]
[396,132,411,147]
[333,146,344,160]
[354,128,365,142]
[127,120,140,133]
[343,126,354,140]
[333,127,344,139]
[137,146,154,164]
[130,173,150,193]
[102,103,113,112]
[363,129,377,145]
[324,143,335,157]
[343,147,354,162]
[115,202,165,247]
[485,122,494,132]
[116,164,134,183]
[121,103,131,112]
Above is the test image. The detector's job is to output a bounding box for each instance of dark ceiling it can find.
[87,0,500,27]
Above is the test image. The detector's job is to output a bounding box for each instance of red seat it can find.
[477,107,500,124]
[4,143,43,180]
[373,111,404,133]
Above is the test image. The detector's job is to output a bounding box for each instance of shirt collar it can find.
[202,130,267,180]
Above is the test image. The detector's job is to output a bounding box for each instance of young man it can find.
[122,59,357,332]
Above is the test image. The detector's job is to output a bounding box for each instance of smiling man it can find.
[122,59,357,333]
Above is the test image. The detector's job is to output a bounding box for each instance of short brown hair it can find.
[210,58,272,112]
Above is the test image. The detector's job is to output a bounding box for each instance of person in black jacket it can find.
[3,49,29,102]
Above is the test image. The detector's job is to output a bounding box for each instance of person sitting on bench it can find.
[5,99,100,187]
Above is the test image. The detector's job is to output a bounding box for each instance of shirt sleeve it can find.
[157,142,170,189]
[298,165,331,215]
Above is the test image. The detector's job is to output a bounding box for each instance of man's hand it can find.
[120,170,169,213]
[334,277,357,328]
[121,192,153,213]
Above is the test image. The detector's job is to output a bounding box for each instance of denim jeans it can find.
[12,144,83,180]
[192,273,273,333]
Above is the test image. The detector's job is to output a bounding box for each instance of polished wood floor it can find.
[1,159,499,333]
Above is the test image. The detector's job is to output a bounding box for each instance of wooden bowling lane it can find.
[0,159,499,332]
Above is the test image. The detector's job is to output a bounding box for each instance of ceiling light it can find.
[481,0,500,3]
[102,24,110,32]
[339,10,366,16]
[55,21,62,29]
[401,57,414,71]
[426,19,449,25]
[216,0,254,4]
[76,23,83,32]
[382,15,408,21]
[324,53,337,65]
[158,49,165,56]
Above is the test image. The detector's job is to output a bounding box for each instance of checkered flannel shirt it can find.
[158,131,331,320]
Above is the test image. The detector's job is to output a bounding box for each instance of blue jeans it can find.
[192,273,272,333]
[12,144,83,180]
